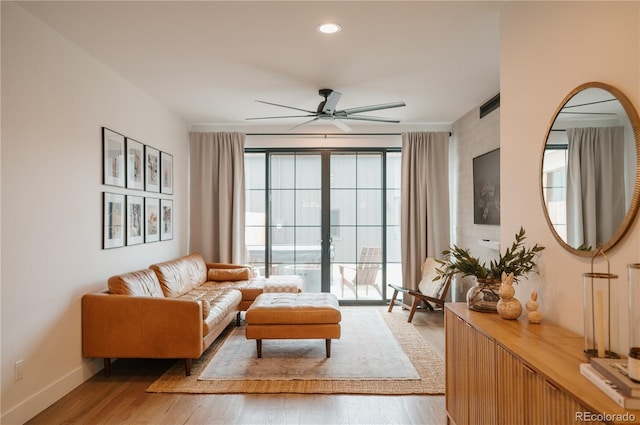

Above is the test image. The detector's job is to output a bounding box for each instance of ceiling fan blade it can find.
[321,91,342,114]
[338,101,406,115]
[288,117,320,131]
[339,115,401,123]
[246,114,316,121]
[255,100,315,114]
[331,118,352,132]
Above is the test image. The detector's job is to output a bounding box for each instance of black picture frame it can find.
[126,138,144,190]
[145,197,160,243]
[145,146,160,193]
[473,148,500,225]
[103,192,125,249]
[160,151,173,195]
[102,127,125,187]
[160,199,173,241]
[126,195,144,245]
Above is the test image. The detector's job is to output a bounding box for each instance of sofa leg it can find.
[103,358,111,377]
[184,358,192,376]
[256,340,262,358]
[326,339,332,358]
[236,311,241,326]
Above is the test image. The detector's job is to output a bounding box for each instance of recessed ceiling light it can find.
[317,23,342,34]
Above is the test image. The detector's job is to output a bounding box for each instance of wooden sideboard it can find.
[445,302,640,425]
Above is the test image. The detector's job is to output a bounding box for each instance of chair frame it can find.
[388,275,452,323]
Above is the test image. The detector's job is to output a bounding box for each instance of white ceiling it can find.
[18,1,501,131]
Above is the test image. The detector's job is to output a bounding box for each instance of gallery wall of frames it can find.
[101,127,174,249]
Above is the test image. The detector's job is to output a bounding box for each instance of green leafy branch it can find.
[434,227,545,284]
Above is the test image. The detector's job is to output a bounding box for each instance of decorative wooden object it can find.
[526,291,543,324]
[496,272,522,320]
[445,303,635,425]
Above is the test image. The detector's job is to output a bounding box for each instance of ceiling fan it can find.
[246,89,406,132]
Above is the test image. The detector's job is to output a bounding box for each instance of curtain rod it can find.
[246,132,452,137]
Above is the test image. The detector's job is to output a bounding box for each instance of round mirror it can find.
[541,82,640,257]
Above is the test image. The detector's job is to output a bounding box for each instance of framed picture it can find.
[126,195,144,245]
[473,148,500,225]
[126,138,144,190]
[160,151,173,194]
[160,199,173,241]
[103,192,125,249]
[145,197,160,243]
[145,146,160,192]
[102,127,125,187]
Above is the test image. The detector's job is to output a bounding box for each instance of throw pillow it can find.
[418,257,445,298]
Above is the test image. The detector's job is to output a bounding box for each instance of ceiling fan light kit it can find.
[246,88,406,132]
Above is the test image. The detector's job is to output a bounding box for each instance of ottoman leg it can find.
[326,339,331,358]
[256,339,262,358]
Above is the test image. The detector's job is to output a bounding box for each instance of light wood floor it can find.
[27,306,446,425]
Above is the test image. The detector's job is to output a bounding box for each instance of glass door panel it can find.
[269,153,322,292]
[385,152,402,293]
[330,153,384,301]
[245,153,266,275]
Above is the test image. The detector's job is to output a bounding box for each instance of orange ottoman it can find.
[245,292,341,358]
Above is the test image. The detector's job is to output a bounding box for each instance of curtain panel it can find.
[189,132,246,264]
[566,126,625,250]
[401,131,450,294]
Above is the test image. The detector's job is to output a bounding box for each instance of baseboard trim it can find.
[1,358,102,424]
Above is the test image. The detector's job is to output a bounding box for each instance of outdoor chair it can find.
[388,257,452,323]
[338,247,382,297]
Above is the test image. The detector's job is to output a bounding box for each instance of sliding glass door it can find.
[245,149,400,304]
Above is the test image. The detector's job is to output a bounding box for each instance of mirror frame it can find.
[540,81,640,257]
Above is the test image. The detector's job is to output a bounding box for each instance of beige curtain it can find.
[566,127,625,250]
[401,132,450,293]
[189,132,246,263]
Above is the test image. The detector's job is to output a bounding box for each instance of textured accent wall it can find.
[449,99,500,301]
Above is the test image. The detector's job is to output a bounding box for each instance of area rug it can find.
[146,308,445,395]
[199,309,419,381]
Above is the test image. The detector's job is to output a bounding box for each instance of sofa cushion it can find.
[202,289,242,335]
[150,257,193,298]
[108,269,164,297]
[207,267,251,282]
[183,253,208,288]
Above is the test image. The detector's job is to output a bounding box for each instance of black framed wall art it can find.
[102,127,125,187]
[473,148,500,225]
[126,138,144,190]
[126,195,144,245]
[145,146,160,192]
[160,199,173,241]
[160,151,173,194]
[145,197,160,242]
[103,192,125,248]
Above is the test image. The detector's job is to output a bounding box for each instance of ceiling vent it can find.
[479,93,500,118]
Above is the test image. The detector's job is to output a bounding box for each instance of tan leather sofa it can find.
[82,253,300,376]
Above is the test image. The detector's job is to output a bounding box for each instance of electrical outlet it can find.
[15,360,23,381]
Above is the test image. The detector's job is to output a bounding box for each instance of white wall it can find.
[501,2,639,354]
[1,3,189,423]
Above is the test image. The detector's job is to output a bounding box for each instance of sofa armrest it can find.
[82,292,204,359]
